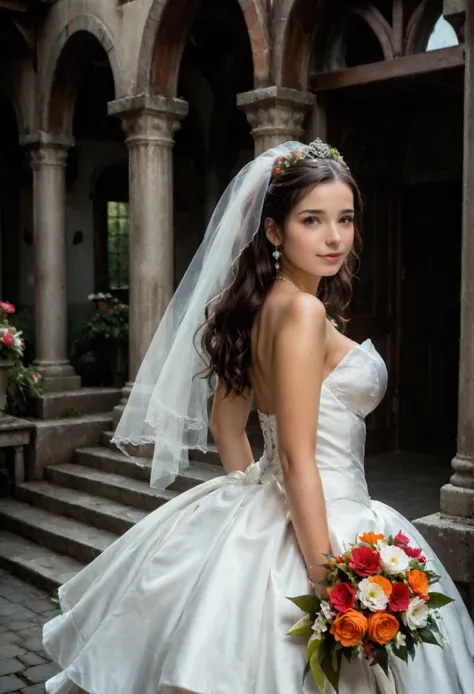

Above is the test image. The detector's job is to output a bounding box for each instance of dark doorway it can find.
[398,183,461,453]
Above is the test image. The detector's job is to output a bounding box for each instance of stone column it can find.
[414,1,474,608]
[107,95,188,418]
[237,86,315,155]
[21,132,80,392]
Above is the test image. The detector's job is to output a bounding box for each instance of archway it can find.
[298,1,465,462]
[41,24,128,387]
[137,0,269,96]
[166,0,255,285]
[0,92,21,307]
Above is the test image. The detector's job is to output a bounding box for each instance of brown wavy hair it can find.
[198,158,363,397]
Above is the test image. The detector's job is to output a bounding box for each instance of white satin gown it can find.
[43,339,474,693]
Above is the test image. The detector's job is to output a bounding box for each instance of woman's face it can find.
[277,180,355,279]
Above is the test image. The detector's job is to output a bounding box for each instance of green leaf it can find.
[371,644,389,676]
[307,633,322,661]
[426,592,455,609]
[392,645,409,663]
[342,647,352,663]
[317,577,331,587]
[418,627,440,647]
[321,649,342,694]
[287,614,314,637]
[302,660,310,684]
[287,595,321,614]
[405,632,416,661]
[309,652,326,692]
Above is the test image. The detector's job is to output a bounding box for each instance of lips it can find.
[320,254,342,261]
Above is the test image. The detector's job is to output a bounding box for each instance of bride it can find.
[43,140,474,693]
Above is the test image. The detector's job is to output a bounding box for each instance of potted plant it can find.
[73,294,128,387]
[0,301,24,416]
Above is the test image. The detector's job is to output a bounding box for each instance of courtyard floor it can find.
[0,449,453,693]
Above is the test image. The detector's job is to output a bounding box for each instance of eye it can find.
[304,215,320,225]
[340,215,355,225]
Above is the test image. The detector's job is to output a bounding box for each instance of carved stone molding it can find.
[108,94,189,148]
[237,87,315,153]
[20,131,74,169]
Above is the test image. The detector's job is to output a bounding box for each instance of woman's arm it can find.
[210,380,254,474]
[273,294,331,586]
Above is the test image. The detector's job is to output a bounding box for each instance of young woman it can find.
[43,141,474,694]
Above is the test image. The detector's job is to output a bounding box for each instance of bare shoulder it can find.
[279,293,327,334]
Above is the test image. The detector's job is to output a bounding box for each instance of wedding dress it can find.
[43,339,474,694]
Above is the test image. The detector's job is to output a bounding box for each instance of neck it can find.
[279,267,321,295]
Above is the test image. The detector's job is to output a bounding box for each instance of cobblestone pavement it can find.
[0,569,59,694]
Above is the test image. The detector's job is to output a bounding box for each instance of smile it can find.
[319,253,343,262]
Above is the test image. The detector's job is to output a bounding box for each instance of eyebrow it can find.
[298,208,355,215]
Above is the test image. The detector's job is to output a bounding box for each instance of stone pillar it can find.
[21,132,80,393]
[107,95,188,420]
[237,86,315,155]
[414,1,474,609]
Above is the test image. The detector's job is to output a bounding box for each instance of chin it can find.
[318,264,344,277]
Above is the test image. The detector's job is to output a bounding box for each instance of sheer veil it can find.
[112,142,305,489]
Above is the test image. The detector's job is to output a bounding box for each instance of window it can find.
[426,16,459,52]
[107,201,129,290]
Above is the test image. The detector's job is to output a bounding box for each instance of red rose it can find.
[394,531,410,547]
[107,309,114,315]
[403,545,425,562]
[0,301,15,314]
[1,332,15,347]
[389,582,410,612]
[349,546,381,577]
[335,555,344,564]
[329,582,356,612]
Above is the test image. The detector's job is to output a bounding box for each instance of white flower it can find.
[357,578,389,612]
[312,615,328,636]
[320,600,335,621]
[394,631,407,648]
[97,292,105,299]
[380,545,410,575]
[87,293,95,301]
[402,596,429,630]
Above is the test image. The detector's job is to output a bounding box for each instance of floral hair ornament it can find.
[271,138,349,182]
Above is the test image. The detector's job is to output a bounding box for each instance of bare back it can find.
[250,285,359,415]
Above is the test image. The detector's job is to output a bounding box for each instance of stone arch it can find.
[41,14,123,134]
[136,0,270,96]
[405,0,452,54]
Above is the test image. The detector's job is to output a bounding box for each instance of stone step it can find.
[32,412,114,476]
[0,499,117,564]
[16,480,147,535]
[75,446,224,492]
[35,387,122,420]
[0,530,85,592]
[44,463,178,512]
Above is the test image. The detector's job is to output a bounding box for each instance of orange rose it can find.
[369,575,393,596]
[407,569,430,600]
[367,611,399,645]
[330,609,367,647]
[359,532,385,545]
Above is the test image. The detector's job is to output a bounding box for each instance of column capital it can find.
[20,131,74,168]
[237,86,315,147]
[108,94,188,148]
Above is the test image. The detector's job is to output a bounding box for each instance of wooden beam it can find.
[310,45,465,92]
[0,1,27,11]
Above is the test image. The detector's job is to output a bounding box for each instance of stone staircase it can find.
[0,393,263,592]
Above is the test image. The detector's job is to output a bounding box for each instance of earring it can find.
[273,244,281,272]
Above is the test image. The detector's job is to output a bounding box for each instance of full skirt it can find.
[43,472,474,694]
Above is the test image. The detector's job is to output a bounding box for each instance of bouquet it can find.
[287,530,454,693]
[0,301,24,361]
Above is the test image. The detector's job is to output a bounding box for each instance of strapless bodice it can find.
[253,340,388,506]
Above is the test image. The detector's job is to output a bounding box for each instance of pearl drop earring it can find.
[273,244,281,271]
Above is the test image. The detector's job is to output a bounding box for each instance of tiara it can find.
[271,138,349,181]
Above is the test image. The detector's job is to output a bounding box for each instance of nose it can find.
[325,222,342,247]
